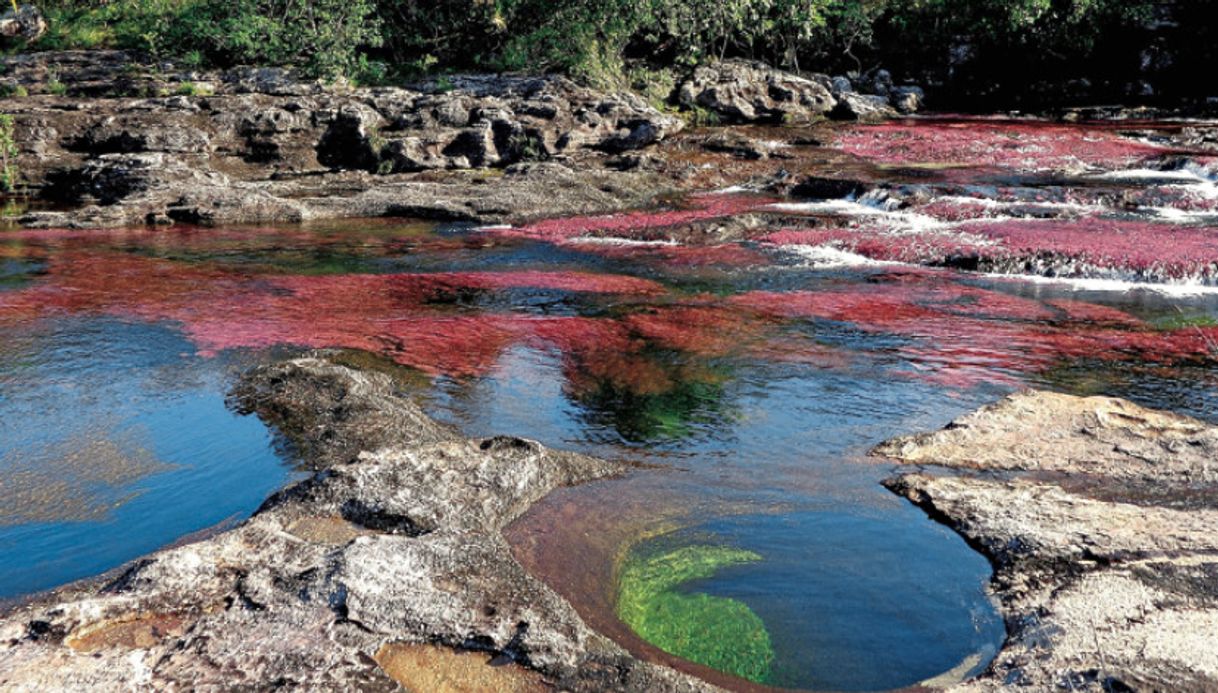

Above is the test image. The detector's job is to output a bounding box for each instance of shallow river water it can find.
[3,117,1218,691]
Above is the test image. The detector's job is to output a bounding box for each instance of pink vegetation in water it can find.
[4,242,1216,393]
[731,271,1216,388]
[490,194,771,243]
[955,219,1218,282]
[835,119,1172,171]
[766,217,1218,284]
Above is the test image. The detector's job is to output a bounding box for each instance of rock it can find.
[875,390,1218,692]
[890,86,925,114]
[0,4,45,45]
[0,356,718,692]
[700,131,787,160]
[868,69,894,97]
[0,51,685,229]
[677,60,836,124]
[789,175,871,200]
[830,92,899,122]
[830,75,854,95]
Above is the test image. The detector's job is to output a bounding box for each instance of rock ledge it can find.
[876,390,1218,692]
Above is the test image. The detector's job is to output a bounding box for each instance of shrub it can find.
[0,113,18,192]
[37,0,383,80]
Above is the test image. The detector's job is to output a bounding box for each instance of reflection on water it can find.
[0,319,296,598]
[3,119,1218,689]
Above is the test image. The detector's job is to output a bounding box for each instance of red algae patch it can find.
[731,275,1217,388]
[960,219,1218,282]
[835,119,1172,171]
[491,193,773,243]
[622,305,775,357]
[766,217,1218,285]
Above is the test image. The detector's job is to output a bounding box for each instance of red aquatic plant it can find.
[835,119,1173,171]
[961,219,1218,281]
[492,194,771,243]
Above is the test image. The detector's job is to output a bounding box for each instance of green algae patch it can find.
[616,544,774,683]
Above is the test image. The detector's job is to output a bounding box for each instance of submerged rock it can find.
[0,356,715,692]
[876,390,1218,692]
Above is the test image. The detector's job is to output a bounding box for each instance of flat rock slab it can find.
[0,357,714,692]
[876,389,1218,692]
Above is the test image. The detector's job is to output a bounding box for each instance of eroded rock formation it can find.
[1,51,684,229]
[876,390,1218,692]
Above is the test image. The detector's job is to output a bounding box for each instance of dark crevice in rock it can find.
[99,558,156,595]
[339,500,434,537]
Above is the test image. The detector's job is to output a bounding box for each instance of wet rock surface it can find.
[0,356,715,692]
[876,390,1218,692]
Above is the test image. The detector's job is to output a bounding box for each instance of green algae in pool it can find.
[617,544,774,683]
[657,512,1003,690]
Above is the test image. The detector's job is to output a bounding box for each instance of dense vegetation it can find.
[20,0,1216,104]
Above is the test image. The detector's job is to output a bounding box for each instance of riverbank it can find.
[877,391,1218,691]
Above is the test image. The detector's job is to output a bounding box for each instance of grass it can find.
[174,81,214,97]
[616,544,774,683]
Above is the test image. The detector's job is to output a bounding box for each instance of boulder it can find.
[830,75,854,95]
[830,92,899,122]
[0,4,45,45]
[890,86,925,114]
[678,60,836,124]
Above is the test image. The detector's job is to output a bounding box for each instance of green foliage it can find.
[617,544,774,682]
[36,0,382,80]
[0,113,18,192]
[174,81,214,97]
[28,0,1167,94]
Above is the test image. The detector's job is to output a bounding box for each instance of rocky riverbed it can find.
[4,44,1218,693]
[0,51,920,231]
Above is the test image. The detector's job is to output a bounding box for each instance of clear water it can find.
[3,119,1218,690]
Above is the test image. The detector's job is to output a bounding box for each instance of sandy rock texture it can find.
[876,390,1218,692]
[0,357,716,693]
